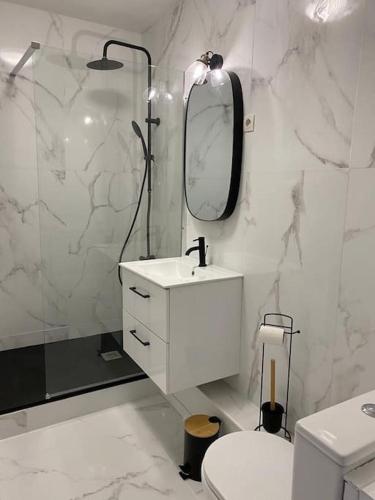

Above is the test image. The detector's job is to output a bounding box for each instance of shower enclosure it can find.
[0,43,183,413]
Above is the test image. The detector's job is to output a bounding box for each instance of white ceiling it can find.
[6,0,179,33]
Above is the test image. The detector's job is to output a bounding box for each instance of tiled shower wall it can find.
[0,0,183,349]
[146,0,375,421]
[0,0,143,347]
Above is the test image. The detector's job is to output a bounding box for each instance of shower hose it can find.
[117,158,148,286]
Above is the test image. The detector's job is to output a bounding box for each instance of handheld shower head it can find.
[131,121,148,159]
[131,120,143,139]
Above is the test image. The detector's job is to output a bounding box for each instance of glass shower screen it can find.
[32,45,183,398]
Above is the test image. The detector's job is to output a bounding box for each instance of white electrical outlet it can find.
[244,113,255,133]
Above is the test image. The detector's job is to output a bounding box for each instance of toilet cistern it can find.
[185,236,207,267]
[202,389,375,500]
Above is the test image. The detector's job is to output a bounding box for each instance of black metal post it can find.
[103,40,154,259]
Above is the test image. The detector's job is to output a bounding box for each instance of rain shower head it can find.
[87,57,123,70]
[131,121,148,159]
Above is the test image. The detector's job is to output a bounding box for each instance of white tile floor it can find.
[0,395,204,499]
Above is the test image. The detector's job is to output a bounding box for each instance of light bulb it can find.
[305,0,357,23]
[186,60,208,85]
[84,115,93,125]
[143,83,173,104]
[143,86,160,103]
[210,69,226,88]
[164,92,173,102]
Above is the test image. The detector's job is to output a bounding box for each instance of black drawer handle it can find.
[129,329,150,346]
[129,286,150,299]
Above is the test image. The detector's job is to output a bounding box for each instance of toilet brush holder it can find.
[254,313,301,442]
[261,402,284,434]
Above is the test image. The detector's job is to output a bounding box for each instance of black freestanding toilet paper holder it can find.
[254,313,300,442]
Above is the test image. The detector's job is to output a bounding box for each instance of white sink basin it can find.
[119,256,242,288]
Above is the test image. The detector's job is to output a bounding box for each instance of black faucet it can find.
[185,237,207,267]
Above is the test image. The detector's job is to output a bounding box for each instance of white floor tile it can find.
[0,395,202,499]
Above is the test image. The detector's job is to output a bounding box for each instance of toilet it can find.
[202,390,375,500]
[202,431,293,499]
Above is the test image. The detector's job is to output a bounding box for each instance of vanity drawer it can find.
[123,270,169,341]
[123,313,168,393]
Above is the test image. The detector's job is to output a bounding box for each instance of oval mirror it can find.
[184,70,243,221]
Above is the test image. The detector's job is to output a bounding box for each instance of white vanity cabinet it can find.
[120,258,242,394]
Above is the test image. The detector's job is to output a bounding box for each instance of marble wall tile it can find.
[0,63,36,171]
[250,0,365,172]
[332,169,375,403]
[350,1,375,168]
[150,65,184,258]
[209,168,347,422]
[330,4,375,404]
[0,166,44,340]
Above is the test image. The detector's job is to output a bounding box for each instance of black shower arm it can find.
[102,40,152,67]
[102,39,152,119]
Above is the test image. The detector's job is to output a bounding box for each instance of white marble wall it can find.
[332,0,375,404]
[0,0,183,348]
[148,65,184,259]
[146,0,375,422]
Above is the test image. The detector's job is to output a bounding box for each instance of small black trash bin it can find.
[179,414,221,482]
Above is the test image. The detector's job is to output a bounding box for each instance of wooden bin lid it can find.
[184,414,220,438]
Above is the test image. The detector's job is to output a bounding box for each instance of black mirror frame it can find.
[184,70,244,222]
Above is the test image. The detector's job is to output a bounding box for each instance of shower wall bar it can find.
[9,41,40,77]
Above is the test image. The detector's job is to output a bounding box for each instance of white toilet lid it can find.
[202,431,293,500]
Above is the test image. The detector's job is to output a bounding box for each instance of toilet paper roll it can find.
[258,325,285,346]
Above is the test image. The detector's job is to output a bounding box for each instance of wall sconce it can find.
[186,51,224,85]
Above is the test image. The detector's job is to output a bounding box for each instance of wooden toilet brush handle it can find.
[270,359,276,411]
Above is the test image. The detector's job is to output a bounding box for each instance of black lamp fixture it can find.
[187,51,224,85]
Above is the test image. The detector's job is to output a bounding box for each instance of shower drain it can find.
[100,351,122,362]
